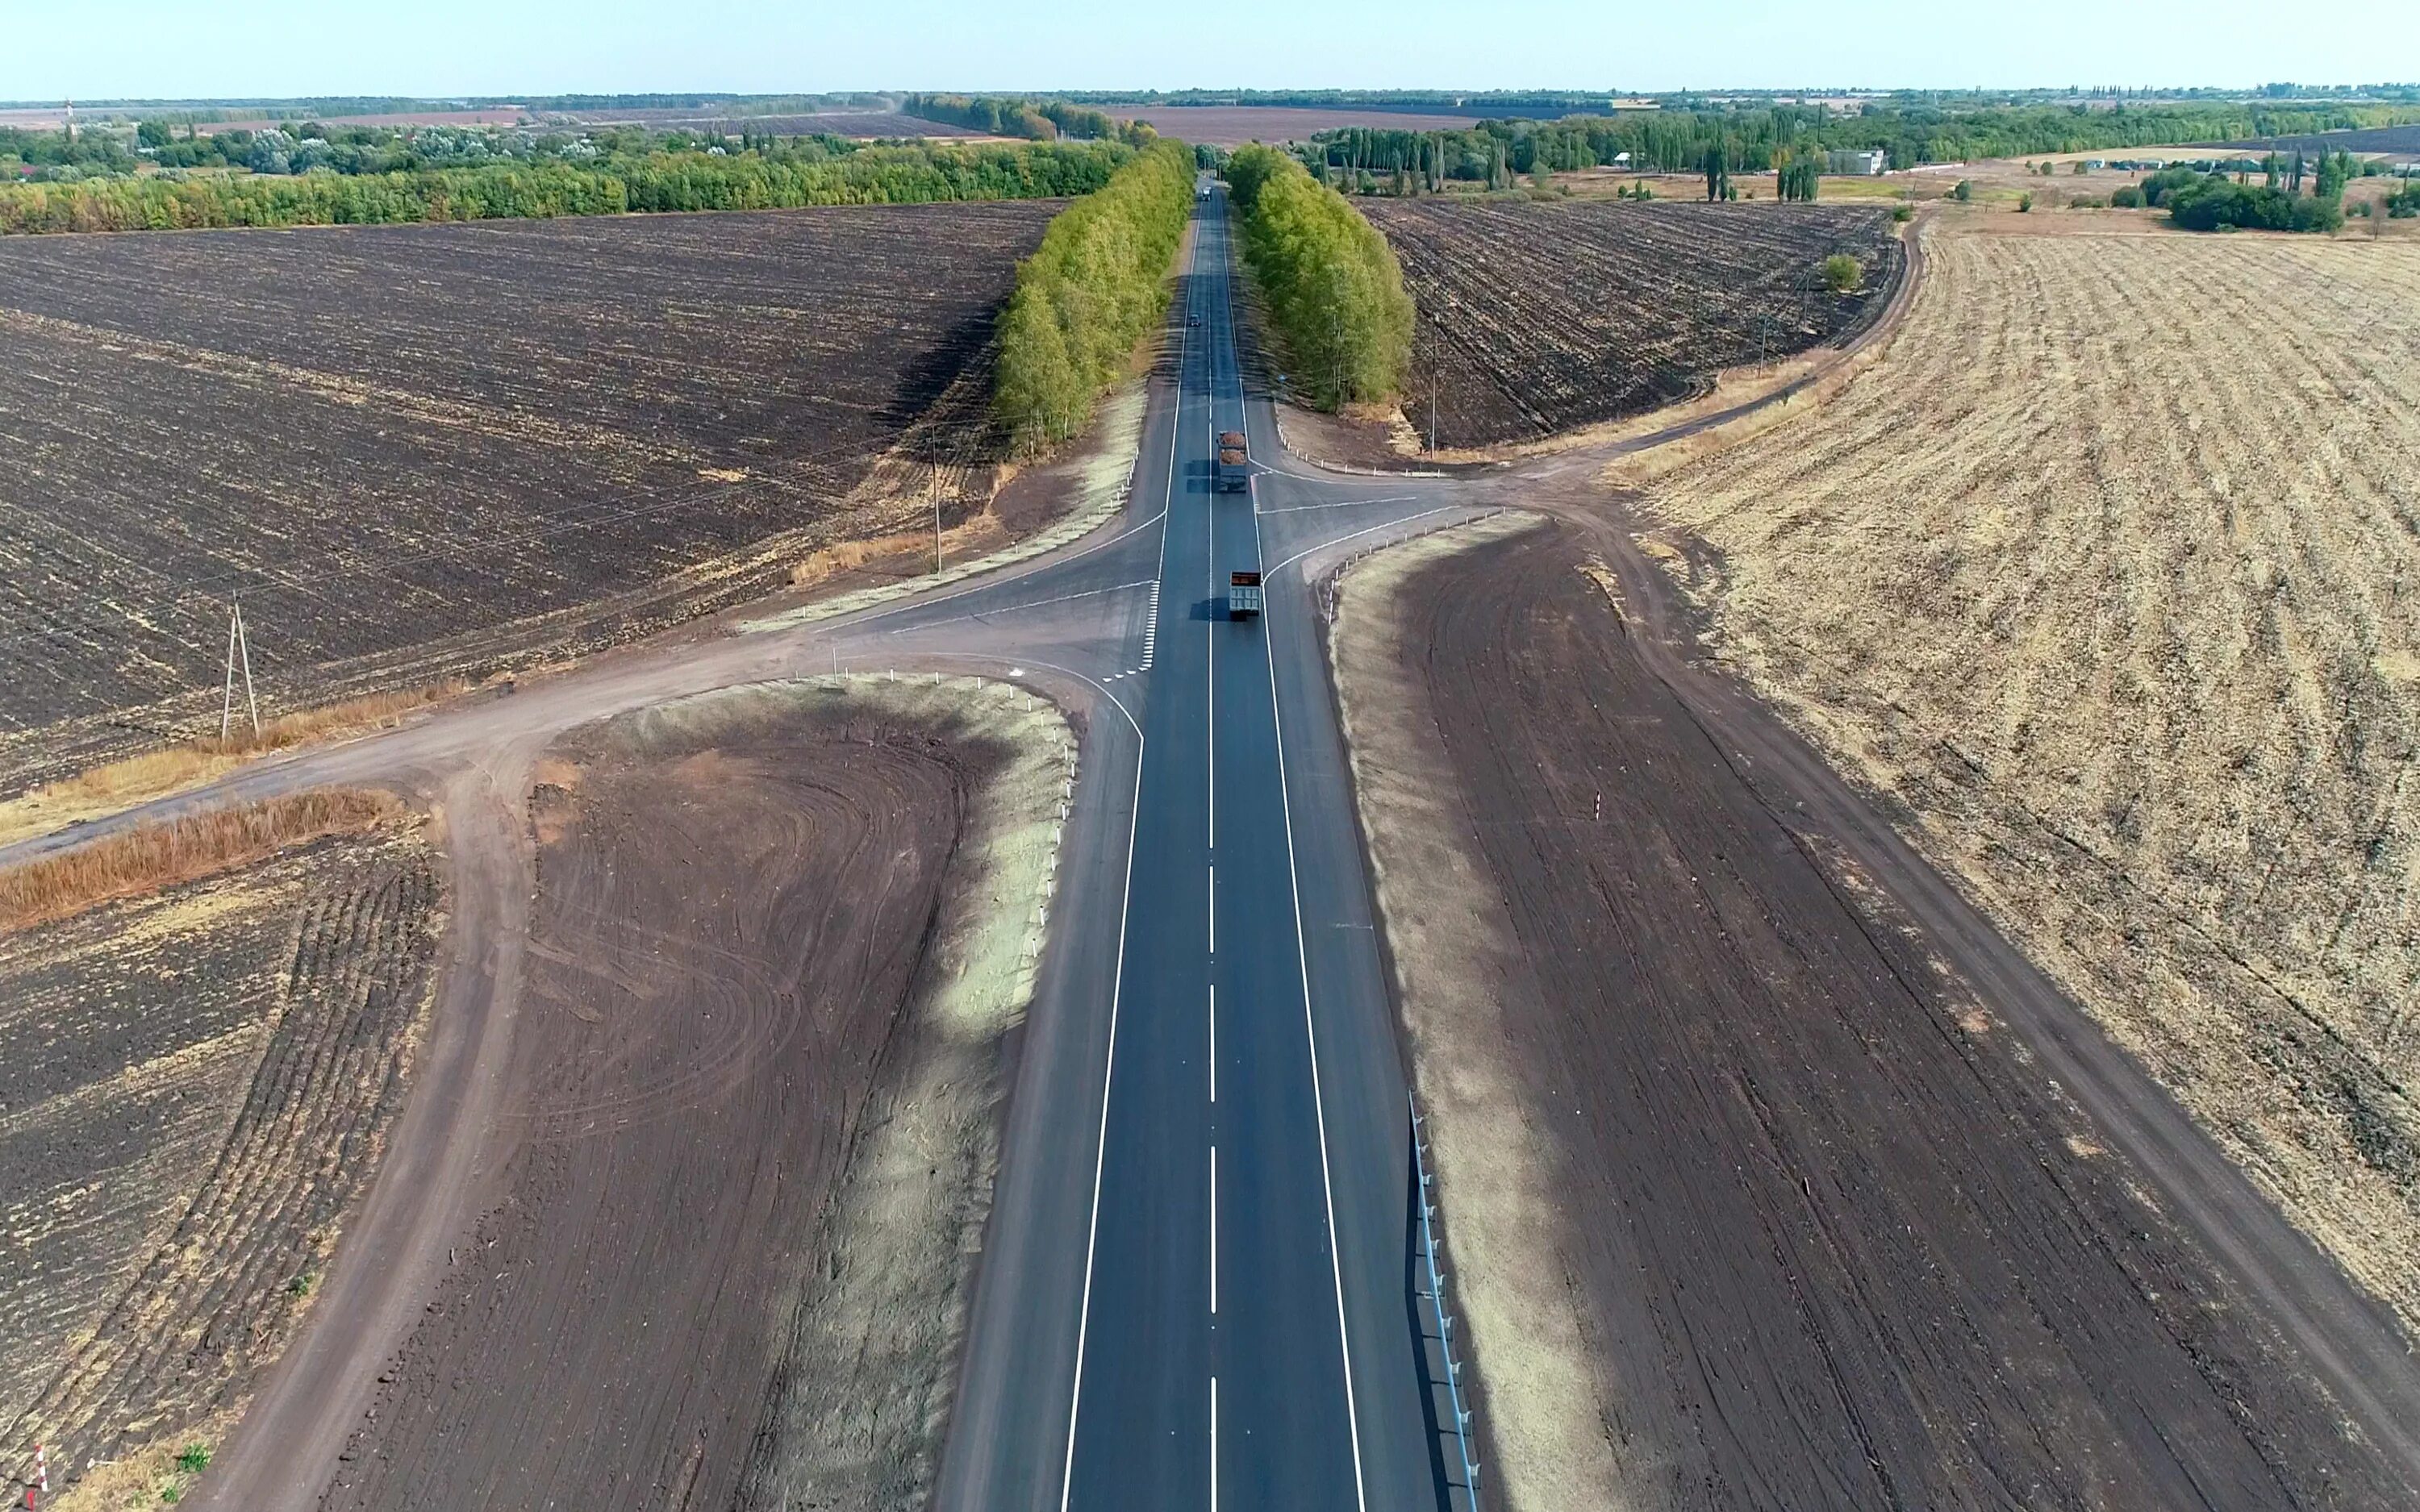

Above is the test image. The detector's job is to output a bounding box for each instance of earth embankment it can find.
[1332,514,2409,1510]
[308,677,1070,1510]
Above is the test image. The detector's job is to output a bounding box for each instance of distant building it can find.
[1825,148,1888,176]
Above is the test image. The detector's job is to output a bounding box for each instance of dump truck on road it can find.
[1228,570,1262,620]
[1216,431,1250,493]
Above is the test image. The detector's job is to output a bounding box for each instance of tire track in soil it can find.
[1379,519,2407,1511]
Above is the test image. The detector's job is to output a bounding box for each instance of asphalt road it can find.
[26,185,2420,1512]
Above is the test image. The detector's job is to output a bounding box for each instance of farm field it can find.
[1642,227,2420,1334]
[1362,198,1904,448]
[0,830,439,1505]
[0,200,1058,790]
[544,108,984,138]
[1109,105,1479,144]
[305,679,1069,1510]
[2195,123,2420,158]
[1331,514,2412,1510]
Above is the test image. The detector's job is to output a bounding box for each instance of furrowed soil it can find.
[1640,227,2420,1338]
[0,202,1059,789]
[1363,199,1904,448]
[1333,515,2410,1510]
[311,678,1070,1510]
[0,831,440,1504]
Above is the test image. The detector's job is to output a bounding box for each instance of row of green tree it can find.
[0,140,1132,235]
[899,94,1150,146]
[1304,99,2420,186]
[994,139,1195,454]
[1227,144,1414,410]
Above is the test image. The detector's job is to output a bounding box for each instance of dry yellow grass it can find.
[0,789,400,933]
[1642,223,2420,1329]
[0,682,460,847]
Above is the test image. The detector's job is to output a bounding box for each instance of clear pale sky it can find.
[3,0,2409,102]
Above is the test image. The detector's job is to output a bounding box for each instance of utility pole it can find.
[221,601,260,741]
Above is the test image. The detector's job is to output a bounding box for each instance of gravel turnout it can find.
[0,202,1058,789]
[1643,225,2420,1336]
[1331,512,2410,1511]
[313,677,1072,1511]
[1363,198,1903,447]
[1,833,439,1504]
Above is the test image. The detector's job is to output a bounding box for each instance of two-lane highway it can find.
[933,182,1477,1511]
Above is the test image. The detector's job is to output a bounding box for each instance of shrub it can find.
[1820,252,1864,293]
[2164,174,2344,232]
[176,1445,211,1473]
[2017,193,2033,213]
[1892,202,1913,223]
[1951,179,1972,202]
[993,139,1194,454]
[2109,185,2144,208]
[1228,144,1414,410]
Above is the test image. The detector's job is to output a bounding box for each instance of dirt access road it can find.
[1340,511,2420,1509]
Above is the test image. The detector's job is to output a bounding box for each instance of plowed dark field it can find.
[0,201,1058,788]
[0,833,438,1501]
[1363,199,1902,447]
[315,694,1008,1510]
[1378,519,2405,1509]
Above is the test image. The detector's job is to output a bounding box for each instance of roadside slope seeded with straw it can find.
[1227,144,1413,409]
[995,137,1195,453]
[1642,226,2420,1332]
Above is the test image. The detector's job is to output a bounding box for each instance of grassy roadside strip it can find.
[0,789,399,933]
[0,140,1129,235]
[994,138,1195,454]
[0,682,464,848]
[1226,144,1414,409]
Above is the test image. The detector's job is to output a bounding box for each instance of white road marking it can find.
[1210,1143,1219,1315]
[1057,198,1199,1512]
[1210,1377,1220,1512]
[1254,494,1421,516]
[1245,329,1373,1512]
[1209,984,1217,1104]
[1208,864,1216,956]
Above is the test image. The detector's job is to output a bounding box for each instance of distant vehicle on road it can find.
[1215,430,1250,492]
[1189,314,1201,327]
[1228,570,1262,619]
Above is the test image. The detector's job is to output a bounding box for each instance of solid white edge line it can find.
[1242,265,1372,1512]
[1055,195,1197,1512]
[1210,1375,1220,1512]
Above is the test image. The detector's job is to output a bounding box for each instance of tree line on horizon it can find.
[0,139,1133,235]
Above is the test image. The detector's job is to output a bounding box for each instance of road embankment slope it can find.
[1329,513,2409,1510]
[202,676,1072,1510]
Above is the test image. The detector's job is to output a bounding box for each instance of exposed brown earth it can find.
[309,679,1070,1510]
[0,832,440,1506]
[1641,226,2420,1335]
[0,202,1058,789]
[1333,513,2410,1511]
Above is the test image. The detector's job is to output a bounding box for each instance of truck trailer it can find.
[1227,570,1262,620]
[1215,431,1250,493]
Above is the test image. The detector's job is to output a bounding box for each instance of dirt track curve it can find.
[1374,517,2409,1510]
